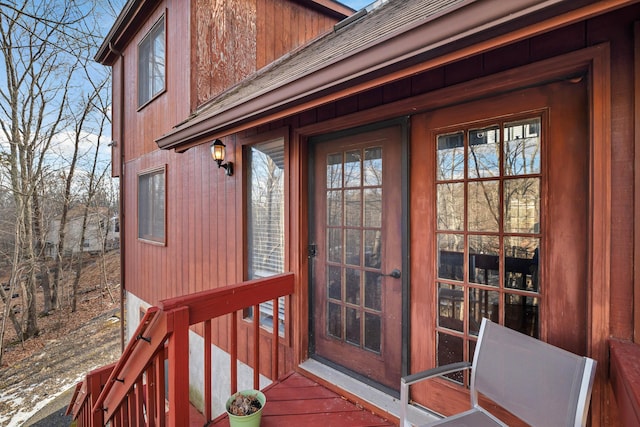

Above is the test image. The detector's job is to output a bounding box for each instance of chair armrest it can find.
[400,361,472,427]
[402,361,472,386]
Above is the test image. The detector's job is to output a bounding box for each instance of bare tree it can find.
[0,1,120,348]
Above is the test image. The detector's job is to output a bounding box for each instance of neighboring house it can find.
[46,208,119,257]
[91,0,640,425]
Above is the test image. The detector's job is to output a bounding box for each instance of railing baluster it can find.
[272,297,279,380]
[204,319,212,421]
[155,349,166,427]
[253,304,260,389]
[168,307,190,426]
[231,311,238,395]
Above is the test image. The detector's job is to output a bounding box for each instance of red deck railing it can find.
[68,273,295,426]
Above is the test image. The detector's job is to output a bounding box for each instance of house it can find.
[79,0,640,425]
[46,208,119,257]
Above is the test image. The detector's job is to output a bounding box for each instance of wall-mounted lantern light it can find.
[210,139,233,176]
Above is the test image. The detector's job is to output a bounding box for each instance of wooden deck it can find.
[207,372,396,426]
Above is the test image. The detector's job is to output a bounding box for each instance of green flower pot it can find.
[226,390,266,427]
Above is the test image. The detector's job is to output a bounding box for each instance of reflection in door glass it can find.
[364,147,382,186]
[468,235,499,286]
[504,178,540,233]
[437,131,464,180]
[504,236,539,292]
[433,115,543,381]
[468,125,500,178]
[324,146,384,355]
[365,313,381,352]
[468,180,499,232]
[504,118,541,176]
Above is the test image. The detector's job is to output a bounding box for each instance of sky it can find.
[341,0,373,10]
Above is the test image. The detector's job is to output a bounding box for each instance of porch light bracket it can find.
[210,139,233,176]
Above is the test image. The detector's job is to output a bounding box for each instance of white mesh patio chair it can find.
[400,318,597,427]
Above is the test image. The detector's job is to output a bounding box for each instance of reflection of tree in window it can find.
[247,138,285,334]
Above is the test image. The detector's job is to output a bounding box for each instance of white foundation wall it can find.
[125,291,272,416]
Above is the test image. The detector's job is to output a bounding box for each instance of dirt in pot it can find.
[228,394,262,416]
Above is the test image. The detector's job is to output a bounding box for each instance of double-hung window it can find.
[247,138,285,334]
[138,166,166,244]
[138,15,165,107]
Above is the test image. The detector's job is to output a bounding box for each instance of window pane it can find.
[438,283,463,332]
[344,150,361,187]
[363,230,381,269]
[469,287,498,335]
[344,189,361,227]
[437,332,463,383]
[247,138,286,334]
[363,147,382,187]
[345,268,360,305]
[364,313,381,353]
[437,182,464,231]
[437,233,463,281]
[504,118,541,176]
[504,294,539,338]
[468,180,499,232]
[138,16,165,106]
[346,307,360,345]
[504,178,540,233]
[364,271,382,310]
[468,235,499,286]
[328,266,341,300]
[437,131,464,180]
[327,190,342,226]
[505,237,539,292]
[138,168,165,242]
[363,188,381,228]
[327,153,343,188]
[468,125,500,178]
[328,302,342,339]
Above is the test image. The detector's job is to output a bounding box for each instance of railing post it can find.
[168,306,190,426]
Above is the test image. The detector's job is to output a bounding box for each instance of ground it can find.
[0,252,121,426]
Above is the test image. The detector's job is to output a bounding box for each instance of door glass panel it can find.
[437,182,464,231]
[505,236,539,291]
[328,266,342,300]
[467,180,499,232]
[365,313,381,353]
[328,302,342,338]
[434,115,543,375]
[364,230,381,268]
[469,287,499,335]
[345,229,361,266]
[468,235,499,286]
[346,307,360,345]
[327,228,342,263]
[504,294,539,338]
[437,131,465,180]
[364,147,382,186]
[364,188,382,227]
[365,271,382,310]
[438,283,463,332]
[437,332,463,383]
[468,125,500,178]
[504,118,541,176]
[327,153,342,188]
[504,178,540,233]
[327,190,342,226]
[345,268,361,304]
[344,151,361,187]
[345,189,361,227]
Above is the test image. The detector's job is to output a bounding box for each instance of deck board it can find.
[207,372,395,426]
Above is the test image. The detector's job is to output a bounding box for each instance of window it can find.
[138,167,166,243]
[138,15,165,107]
[435,117,541,383]
[247,138,285,333]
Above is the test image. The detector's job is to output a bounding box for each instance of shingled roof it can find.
[156,0,604,150]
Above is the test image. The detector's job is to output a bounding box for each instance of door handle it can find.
[384,269,401,279]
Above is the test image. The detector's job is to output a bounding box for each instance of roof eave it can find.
[155,0,634,151]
